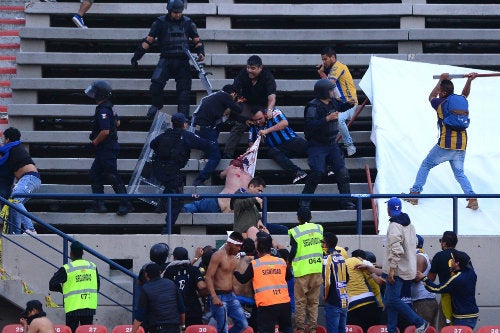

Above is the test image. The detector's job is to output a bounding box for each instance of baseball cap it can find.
[172,246,189,260]
[416,234,424,249]
[171,113,188,124]
[386,197,403,216]
[450,249,471,268]
[20,300,43,318]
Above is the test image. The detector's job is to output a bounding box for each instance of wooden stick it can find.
[433,73,500,79]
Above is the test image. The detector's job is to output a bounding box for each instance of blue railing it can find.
[0,196,138,315]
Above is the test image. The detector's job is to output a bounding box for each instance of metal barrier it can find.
[0,196,138,316]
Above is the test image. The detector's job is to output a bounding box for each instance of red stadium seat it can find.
[185,325,217,333]
[74,325,108,333]
[228,325,253,333]
[478,327,500,333]
[367,325,400,333]
[2,325,24,333]
[440,326,473,333]
[316,326,327,333]
[53,325,72,333]
[112,326,144,333]
[346,325,364,333]
[404,326,437,333]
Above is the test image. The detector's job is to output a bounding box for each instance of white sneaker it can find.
[23,229,38,236]
[346,144,356,157]
[416,321,429,333]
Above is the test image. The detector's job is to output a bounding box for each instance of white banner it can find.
[240,136,261,177]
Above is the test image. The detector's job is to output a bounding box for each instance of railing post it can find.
[166,196,172,235]
[452,196,458,234]
[262,195,268,226]
[63,239,69,265]
[356,196,363,235]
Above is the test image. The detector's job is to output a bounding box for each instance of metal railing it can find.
[0,196,138,315]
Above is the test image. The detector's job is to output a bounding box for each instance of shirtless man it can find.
[205,231,249,333]
[1,127,40,234]
[20,300,55,333]
[182,159,252,213]
[233,238,257,332]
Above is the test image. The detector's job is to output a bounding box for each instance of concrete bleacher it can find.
[8,0,500,236]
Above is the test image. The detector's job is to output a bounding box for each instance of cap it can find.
[21,300,43,318]
[172,246,189,260]
[386,197,403,216]
[297,206,312,222]
[451,249,471,268]
[416,234,424,249]
[171,112,188,124]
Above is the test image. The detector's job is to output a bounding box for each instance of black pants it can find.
[257,302,293,333]
[66,314,93,333]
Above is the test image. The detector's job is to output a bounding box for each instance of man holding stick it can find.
[404,72,478,210]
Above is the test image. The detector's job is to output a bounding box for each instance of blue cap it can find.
[171,113,188,124]
[386,197,403,216]
[416,234,424,249]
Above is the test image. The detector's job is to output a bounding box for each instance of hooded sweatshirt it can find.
[383,212,417,281]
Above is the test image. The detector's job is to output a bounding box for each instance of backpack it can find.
[441,94,470,130]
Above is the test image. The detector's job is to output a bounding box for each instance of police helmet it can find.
[167,0,185,12]
[314,78,335,100]
[84,80,112,101]
[149,242,170,264]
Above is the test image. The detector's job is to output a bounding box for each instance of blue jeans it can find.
[211,292,248,333]
[338,104,356,146]
[454,317,477,329]
[195,127,221,184]
[182,198,221,213]
[384,277,424,333]
[10,174,41,234]
[324,303,347,333]
[411,145,474,195]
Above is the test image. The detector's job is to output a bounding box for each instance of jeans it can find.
[411,145,474,195]
[454,317,477,329]
[267,137,307,173]
[324,304,347,333]
[337,104,356,146]
[182,198,221,213]
[211,292,248,333]
[10,174,41,234]
[384,277,424,333]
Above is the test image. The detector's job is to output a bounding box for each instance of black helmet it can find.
[314,79,334,100]
[150,242,170,264]
[84,80,112,101]
[167,0,185,12]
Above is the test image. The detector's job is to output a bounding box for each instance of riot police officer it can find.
[131,0,205,119]
[300,79,356,210]
[85,80,133,215]
[150,113,214,234]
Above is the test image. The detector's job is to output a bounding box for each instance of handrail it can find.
[0,196,138,315]
[14,192,500,235]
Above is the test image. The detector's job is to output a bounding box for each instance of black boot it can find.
[337,167,356,210]
[154,199,166,213]
[85,200,108,213]
[117,201,134,216]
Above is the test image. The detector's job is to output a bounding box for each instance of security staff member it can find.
[234,232,293,333]
[150,113,215,233]
[132,263,186,333]
[85,80,133,216]
[288,207,323,333]
[300,79,356,210]
[49,241,100,333]
[131,0,205,119]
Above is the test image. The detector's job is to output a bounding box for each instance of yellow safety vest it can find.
[62,259,98,313]
[251,254,290,307]
[288,222,323,277]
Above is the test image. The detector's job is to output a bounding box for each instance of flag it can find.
[240,136,260,177]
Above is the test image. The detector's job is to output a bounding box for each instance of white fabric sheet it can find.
[359,56,500,235]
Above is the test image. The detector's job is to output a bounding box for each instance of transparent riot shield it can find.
[127,111,170,205]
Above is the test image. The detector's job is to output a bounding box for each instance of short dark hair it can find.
[297,206,312,223]
[247,55,263,67]
[351,249,366,259]
[256,232,273,254]
[321,46,337,58]
[70,241,84,258]
[441,231,458,248]
[242,238,256,255]
[248,176,266,188]
[3,127,21,141]
[323,232,338,249]
[145,263,161,278]
[229,231,244,243]
[440,80,455,96]
[222,84,235,94]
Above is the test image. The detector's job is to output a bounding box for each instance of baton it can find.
[433,73,500,79]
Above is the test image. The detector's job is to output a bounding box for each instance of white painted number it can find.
[125,329,133,333]
[198,328,207,333]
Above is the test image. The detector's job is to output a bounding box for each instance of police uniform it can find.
[288,222,323,332]
[149,114,213,233]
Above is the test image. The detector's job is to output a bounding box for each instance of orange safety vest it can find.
[251,254,290,307]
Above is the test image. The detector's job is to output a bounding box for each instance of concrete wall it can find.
[1,234,499,330]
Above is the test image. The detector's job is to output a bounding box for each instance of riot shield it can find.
[127,111,170,205]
